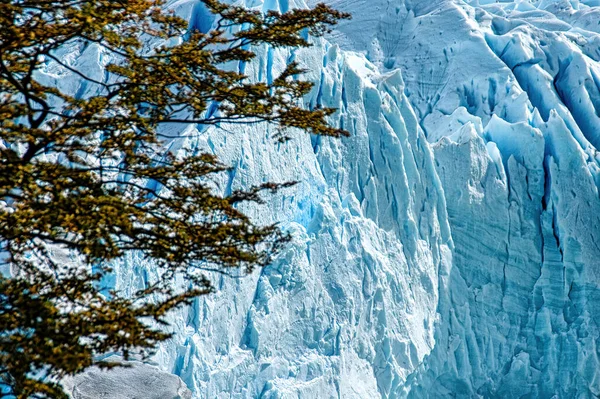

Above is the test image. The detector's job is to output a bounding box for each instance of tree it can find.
[0,1,349,397]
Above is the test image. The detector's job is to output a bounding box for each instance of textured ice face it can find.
[48,0,600,397]
[144,44,452,398]
[313,0,600,397]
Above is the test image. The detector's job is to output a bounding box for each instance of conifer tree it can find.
[0,1,349,397]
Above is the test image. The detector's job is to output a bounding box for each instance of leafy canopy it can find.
[0,0,349,397]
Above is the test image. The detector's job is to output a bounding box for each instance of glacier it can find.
[49,0,600,397]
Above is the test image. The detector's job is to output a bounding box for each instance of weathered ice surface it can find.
[63,357,192,399]
[52,0,600,397]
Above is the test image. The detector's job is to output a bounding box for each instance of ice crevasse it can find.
[60,0,600,397]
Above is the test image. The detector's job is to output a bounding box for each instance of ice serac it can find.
[314,0,600,397]
[55,0,600,397]
[146,8,453,394]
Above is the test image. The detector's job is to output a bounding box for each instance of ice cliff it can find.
[52,0,600,397]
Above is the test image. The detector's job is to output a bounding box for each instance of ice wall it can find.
[312,0,600,397]
[145,24,454,397]
[49,0,600,397]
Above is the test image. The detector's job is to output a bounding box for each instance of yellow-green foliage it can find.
[0,1,349,397]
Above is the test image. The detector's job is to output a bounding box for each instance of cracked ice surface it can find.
[63,357,192,399]
[50,0,600,397]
